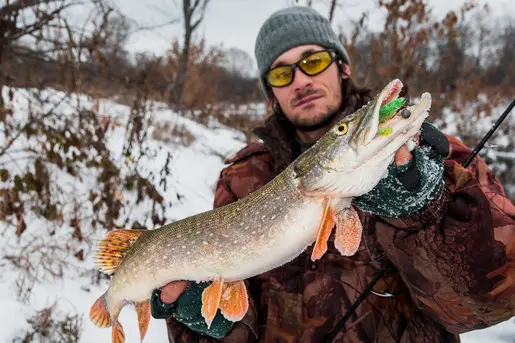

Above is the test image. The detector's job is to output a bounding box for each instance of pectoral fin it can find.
[334,207,363,256]
[201,279,224,328]
[219,280,249,322]
[311,198,335,262]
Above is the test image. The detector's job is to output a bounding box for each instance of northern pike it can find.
[89,79,431,343]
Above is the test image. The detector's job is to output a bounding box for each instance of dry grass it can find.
[152,122,197,146]
[13,302,82,343]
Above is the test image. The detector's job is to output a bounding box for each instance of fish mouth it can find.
[352,79,403,146]
[354,79,430,146]
[350,79,431,164]
[291,79,431,198]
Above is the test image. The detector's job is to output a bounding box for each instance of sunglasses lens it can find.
[300,51,333,76]
[267,65,293,87]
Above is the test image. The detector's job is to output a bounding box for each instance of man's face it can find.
[269,44,348,130]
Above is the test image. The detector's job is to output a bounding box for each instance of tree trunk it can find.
[171,25,191,108]
[0,19,6,108]
[171,0,195,109]
[328,0,337,24]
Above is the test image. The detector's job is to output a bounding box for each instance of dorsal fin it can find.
[95,229,145,274]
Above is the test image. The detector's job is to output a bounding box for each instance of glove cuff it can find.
[381,182,451,230]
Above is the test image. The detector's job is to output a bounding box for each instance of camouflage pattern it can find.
[165,115,515,343]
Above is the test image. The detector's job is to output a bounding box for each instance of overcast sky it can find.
[112,0,512,69]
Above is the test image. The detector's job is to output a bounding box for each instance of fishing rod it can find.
[323,97,515,343]
[463,98,515,168]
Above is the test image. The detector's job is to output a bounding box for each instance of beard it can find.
[290,104,342,132]
[285,87,344,132]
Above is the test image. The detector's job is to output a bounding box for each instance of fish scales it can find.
[90,79,433,342]
[108,168,324,305]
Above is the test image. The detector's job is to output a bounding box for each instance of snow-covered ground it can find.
[0,88,247,342]
[0,88,513,342]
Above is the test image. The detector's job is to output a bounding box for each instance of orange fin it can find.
[311,199,335,262]
[334,207,363,256]
[219,280,249,322]
[201,279,224,328]
[112,316,125,343]
[89,293,112,328]
[135,299,151,341]
[96,229,145,274]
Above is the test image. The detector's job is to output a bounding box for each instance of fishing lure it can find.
[378,98,407,136]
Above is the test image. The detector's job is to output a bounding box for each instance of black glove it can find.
[398,121,449,191]
[151,282,234,339]
[354,122,449,217]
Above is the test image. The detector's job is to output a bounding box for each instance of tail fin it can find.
[90,293,127,343]
[96,229,145,274]
[90,293,112,328]
[112,316,125,343]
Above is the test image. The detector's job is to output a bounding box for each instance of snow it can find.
[434,98,515,154]
[0,87,514,342]
[0,87,247,342]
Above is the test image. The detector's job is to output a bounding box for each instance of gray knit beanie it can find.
[255,6,351,96]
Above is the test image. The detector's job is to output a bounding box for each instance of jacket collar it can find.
[253,113,299,173]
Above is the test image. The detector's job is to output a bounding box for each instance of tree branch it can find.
[130,18,180,34]
[7,3,77,43]
[0,0,47,17]
[328,0,337,24]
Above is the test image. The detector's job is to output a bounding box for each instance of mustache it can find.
[291,89,325,107]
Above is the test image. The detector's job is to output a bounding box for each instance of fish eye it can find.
[336,123,348,135]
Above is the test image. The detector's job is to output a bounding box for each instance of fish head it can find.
[293,79,431,198]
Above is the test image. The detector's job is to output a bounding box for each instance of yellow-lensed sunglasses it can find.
[266,49,338,88]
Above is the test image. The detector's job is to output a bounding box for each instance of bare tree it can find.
[0,0,175,291]
[0,0,119,104]
[170,0,211,108]
[328,0,337,23]
[0,0,76,107]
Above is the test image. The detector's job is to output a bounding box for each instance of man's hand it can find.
[150,281,189,320]
[160,281,189,304]
[353,122,449,217]
[394,121,449,167]
[394,144,414,166]
[151,281,236,338]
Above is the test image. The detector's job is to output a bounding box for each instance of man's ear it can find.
[269,95,281,114]
[339,62,351,79]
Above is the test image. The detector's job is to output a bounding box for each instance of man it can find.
[151,6,515,343]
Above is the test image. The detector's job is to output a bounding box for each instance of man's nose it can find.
[293,69,313,91]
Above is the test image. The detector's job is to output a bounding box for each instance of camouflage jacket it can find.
[165,114,515,343]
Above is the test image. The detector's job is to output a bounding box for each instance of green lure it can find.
[377,97,406,136]
[377,127,393,136]
[379,97,406,123]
